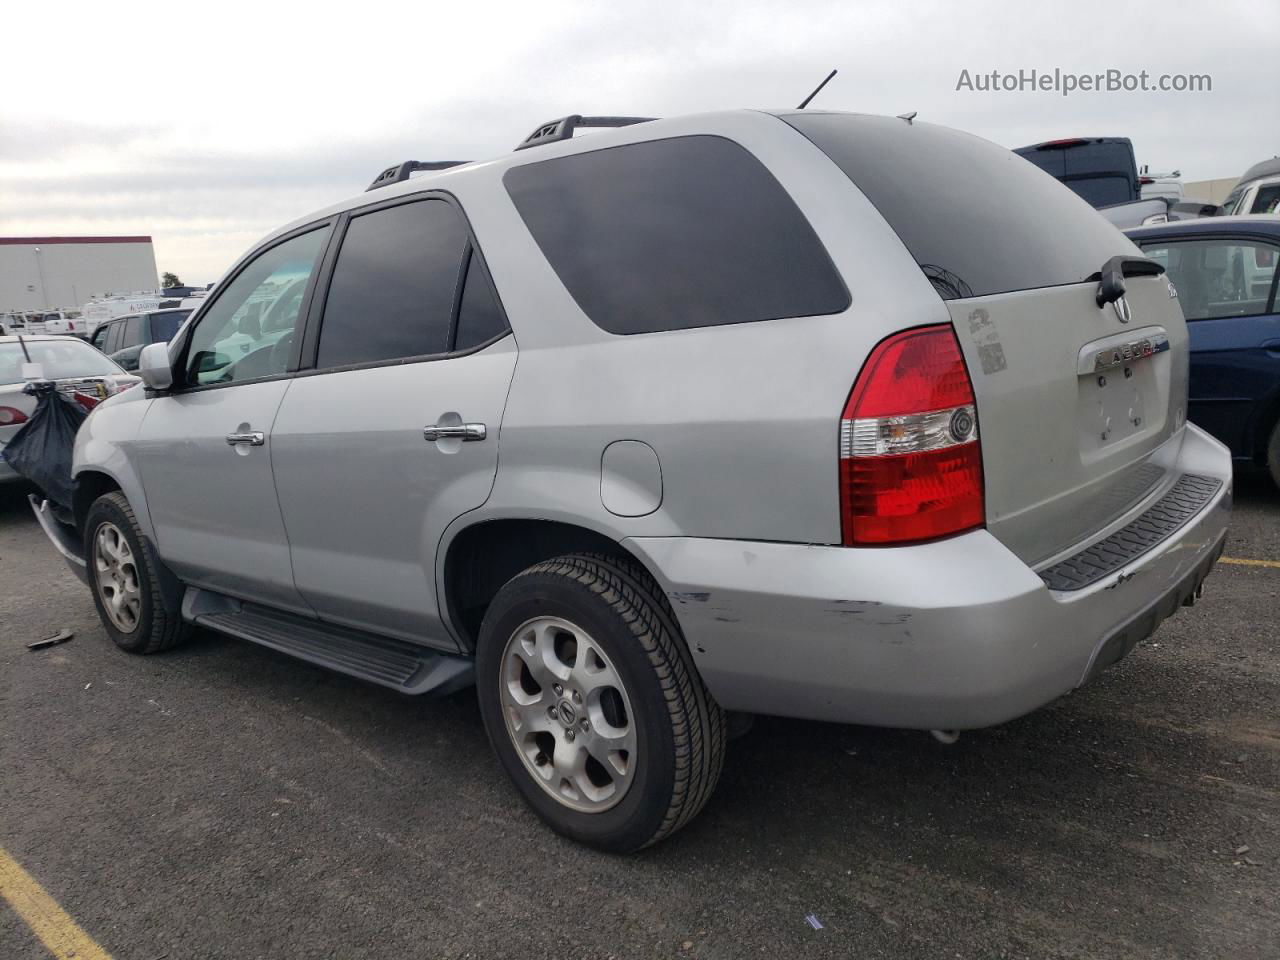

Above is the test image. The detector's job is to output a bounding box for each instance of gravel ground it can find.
[1,475,1277,959]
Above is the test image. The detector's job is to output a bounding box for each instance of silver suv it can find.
[33,110,1232,851]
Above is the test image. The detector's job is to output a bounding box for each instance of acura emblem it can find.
[1112,295,1133,324]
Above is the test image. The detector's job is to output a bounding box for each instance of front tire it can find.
[476,553,725,852]
[85,491,188,654]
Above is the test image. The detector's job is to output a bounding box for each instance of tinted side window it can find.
[317,199,468,368]
[90,324,110,351]
[504,135,849,335]
[184,227,328,387]
[121,315,142,348]
[103,322,123,353]
[454,251,507,351]
[1140,239,1280,320]
[1250,184,1280,215]
[148,311,190,343]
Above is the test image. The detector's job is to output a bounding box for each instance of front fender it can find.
[73,388,156,542]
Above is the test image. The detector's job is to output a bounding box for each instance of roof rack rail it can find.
[514,115,656,152]
[365,160,469,192]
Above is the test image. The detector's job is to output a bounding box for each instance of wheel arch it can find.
[440,516,668,653]
[72,469,122,537]
[1249,381,1280,467]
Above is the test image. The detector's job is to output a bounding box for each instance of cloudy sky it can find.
[2,0,1276,286]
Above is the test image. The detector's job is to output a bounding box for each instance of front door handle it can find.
[225,431,265,446]
[423,423,486,442]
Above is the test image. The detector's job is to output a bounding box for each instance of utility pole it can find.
[33,246,51,311]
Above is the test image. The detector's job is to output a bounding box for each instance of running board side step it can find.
[181,588,473,696]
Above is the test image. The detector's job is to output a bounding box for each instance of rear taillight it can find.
[71,392,102,412]
[839,325,984,545]
[0,405,29,426]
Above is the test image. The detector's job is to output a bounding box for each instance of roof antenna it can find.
[897,110,917,124]
[797,69,837,109]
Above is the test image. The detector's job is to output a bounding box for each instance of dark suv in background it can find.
[88,308,192,371]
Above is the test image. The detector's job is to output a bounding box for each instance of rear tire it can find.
[476,552,725,852]
[1268,419,1280,492]
[85,491,189,654]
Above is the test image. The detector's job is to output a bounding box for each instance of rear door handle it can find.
[423,423,486,442]
[225,431,265,446]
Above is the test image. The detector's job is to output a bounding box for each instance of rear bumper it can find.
[626,424,1232,730]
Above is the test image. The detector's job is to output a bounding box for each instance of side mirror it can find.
[138,342,174,390]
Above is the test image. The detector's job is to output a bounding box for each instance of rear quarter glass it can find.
[503,134,850,335]
[782,113,1137,300]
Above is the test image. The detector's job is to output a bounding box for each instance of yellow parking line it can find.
[1220,556,1280,569]
[0,845,112,960]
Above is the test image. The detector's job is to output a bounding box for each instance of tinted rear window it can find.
[783,114,1134,300]
[1069,177,1137,207]
[504,135,849,335]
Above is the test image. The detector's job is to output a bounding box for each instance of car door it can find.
[1139,233,1280,457]
[270,195,515,646]
[134,224,332,611]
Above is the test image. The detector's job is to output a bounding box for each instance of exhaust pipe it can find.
[930,729,961,745]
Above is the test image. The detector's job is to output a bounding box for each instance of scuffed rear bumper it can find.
[626,424,1232,730]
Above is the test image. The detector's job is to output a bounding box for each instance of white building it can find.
[0,236,159,313]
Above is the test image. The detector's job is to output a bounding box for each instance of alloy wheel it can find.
[93,522,141,632]
[499,616,637,813]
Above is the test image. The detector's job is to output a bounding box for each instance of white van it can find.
[82,294,183,338]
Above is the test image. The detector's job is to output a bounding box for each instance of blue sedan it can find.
[1126,215,1280,488]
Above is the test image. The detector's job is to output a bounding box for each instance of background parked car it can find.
[0,336,138,483]
[1220,157,1280,217]
[88,308,192,371]
[1126,215,1280,487]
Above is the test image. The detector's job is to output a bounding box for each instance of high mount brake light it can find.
[839,325,985,546]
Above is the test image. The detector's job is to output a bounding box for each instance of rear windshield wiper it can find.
[1090,255,1165,307]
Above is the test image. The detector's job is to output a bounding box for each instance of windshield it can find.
[149,310,191,343]
[0,339,123,385]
